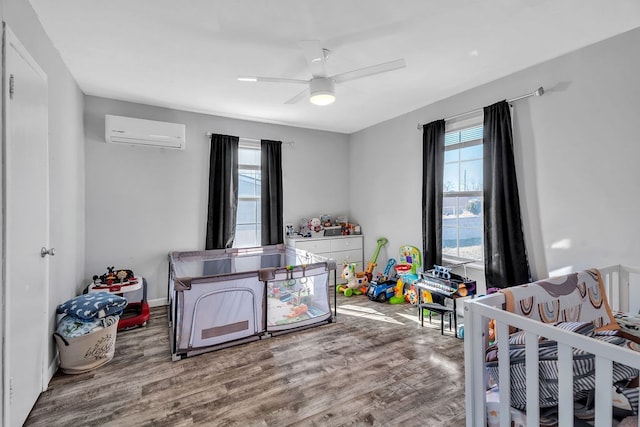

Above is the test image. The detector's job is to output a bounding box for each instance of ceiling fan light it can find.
[309,77,335,106]
[310,92,335,106]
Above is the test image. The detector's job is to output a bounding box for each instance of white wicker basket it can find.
[53,321,118,374]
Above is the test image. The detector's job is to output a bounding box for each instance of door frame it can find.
[1,22,50,425]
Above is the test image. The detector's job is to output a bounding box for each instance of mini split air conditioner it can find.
[105,115,186,150]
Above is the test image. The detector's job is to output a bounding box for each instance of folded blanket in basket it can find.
[56,314,119,339]
[57,292,127,321]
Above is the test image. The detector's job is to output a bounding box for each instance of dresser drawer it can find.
[332,249,363,266]
[330,237,363,252]
[292,239,331,254]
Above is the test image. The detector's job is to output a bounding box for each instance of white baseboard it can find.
[148,298,168,307]
[47,353,59,388]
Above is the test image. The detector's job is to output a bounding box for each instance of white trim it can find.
[47,354,59,385]
[442,257,484,271]
[445,113,483,133]
[239,139,260,150]
[148,298,168,308]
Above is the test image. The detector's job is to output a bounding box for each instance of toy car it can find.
[365,279,397,303]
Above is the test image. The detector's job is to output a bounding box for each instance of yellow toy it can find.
[389,277,406,304]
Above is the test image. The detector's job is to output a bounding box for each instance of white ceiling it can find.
[29,0,640,134]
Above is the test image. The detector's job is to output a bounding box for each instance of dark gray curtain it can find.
[260,139,283,245]
[205,134,239,249]
[483,101,530,288]
[422,119,445,270]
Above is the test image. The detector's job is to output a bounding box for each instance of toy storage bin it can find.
[53,320,118,374]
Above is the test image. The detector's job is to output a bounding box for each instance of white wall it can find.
[350,27,640,292]
[84,96,350,302]
[1,0,86,368]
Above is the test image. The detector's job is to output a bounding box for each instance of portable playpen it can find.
[168,244,336,360]
[464,265,640,427]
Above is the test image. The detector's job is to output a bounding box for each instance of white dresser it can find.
[286,235,364,284]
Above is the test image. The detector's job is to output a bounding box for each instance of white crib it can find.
[464,265,640,427]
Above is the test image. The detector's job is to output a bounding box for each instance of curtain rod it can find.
[416,86,544,130]
[205,132,294,146]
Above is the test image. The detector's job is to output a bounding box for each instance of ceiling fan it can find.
[238,40,406,106]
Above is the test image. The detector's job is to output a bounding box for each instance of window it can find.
[442,122,484,262]
[235,142,261,247]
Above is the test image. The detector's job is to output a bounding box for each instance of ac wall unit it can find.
[105,115,186,150]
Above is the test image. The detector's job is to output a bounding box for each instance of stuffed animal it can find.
[308,217,323,233]
[298,218,311,237]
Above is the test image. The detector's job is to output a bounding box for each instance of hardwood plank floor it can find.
[25,294,467,427]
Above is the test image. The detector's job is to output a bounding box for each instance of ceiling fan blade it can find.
[284,88,310,104]
[299,40,328,78]
[238,76,308,84]
[331,58,406,84]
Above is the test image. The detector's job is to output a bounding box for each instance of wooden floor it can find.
[25,294,466,427]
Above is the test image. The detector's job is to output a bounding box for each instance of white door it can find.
[2,25,50,426]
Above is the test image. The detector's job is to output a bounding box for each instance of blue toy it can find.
[365,259,398,303]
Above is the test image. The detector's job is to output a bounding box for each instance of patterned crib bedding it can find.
[615,311,640,339]
[501,269,618,331]
[486,321,640,410]
[487,269,640,411]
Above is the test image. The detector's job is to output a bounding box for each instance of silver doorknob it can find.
[41,247,56,257]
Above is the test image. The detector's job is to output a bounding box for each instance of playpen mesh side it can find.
[265,264,331,332]
[168,245,334,357]
[183,276,265,350]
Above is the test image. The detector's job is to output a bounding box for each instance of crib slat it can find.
[464,305,486,427]
[595,356,613,427]
[525,331,540,426]
[557,342,574,427]
[496,321,511,427]
[620,267,630,312]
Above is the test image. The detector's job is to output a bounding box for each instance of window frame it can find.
[442,116,484,264]
[235,141,261,248]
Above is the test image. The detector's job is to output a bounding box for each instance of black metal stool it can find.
[418,302,454,335]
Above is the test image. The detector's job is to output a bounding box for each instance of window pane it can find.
[235,223,258,248]
[459,159,482,191]
[443,196,457,216]
[442,196,483,261]
[238,147,260,166]
[238,170,261,197]
[237,200,257,223]
[443,163,459,192]
[444,149,459,163]
[460,144,482,161]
